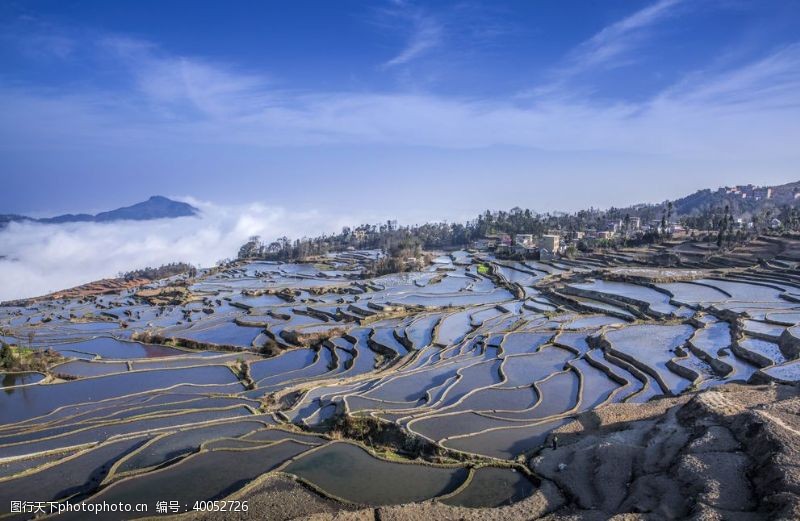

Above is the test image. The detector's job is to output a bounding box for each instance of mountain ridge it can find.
[665,180,800,217]
[0,196,199,227]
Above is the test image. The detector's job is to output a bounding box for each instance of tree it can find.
[0,342,13,368]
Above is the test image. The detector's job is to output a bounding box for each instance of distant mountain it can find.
[0,196,199,227]
[0,214,29,227]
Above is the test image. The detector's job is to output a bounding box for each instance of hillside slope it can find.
[670,181,800,217]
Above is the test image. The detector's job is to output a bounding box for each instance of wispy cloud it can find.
[0,15,77,60]
[656,41,800,110]
[1,33,798,160]
[380,2,443,68]
[100,36,270,119]
[567,0,684,73]
[527,0,686,97]
[1,9,799,162]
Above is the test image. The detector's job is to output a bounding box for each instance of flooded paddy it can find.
[604,324,695,394]
[112,419,271,474]
[569,280,678,316]
[656,282,729,305]
[284,442,468,505]
[441,466,536,508]
[443,417,573,459]
[172,322,263,348]
[0,436,152,513]
[1,371,45,388]
[737,337,787,367]
[0,365,241,424]
[500,331,553,356]
[2,249,799,512]
[500,348,573,387]
[68,441,313,520]
[49,337,186,359]
[51,360,130,378]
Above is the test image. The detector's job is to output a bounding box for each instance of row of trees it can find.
[237,221,471,262]
[117,262,197,281]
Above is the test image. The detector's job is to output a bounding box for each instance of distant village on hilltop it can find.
[233,181,800,272]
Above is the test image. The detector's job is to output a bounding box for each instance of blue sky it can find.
[2,0,800,219]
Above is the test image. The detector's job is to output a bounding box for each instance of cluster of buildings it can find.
[731,218,782,230]
[600,216,687,237]
[473,233,562,260]
[472,218,691,259]
[720,185,773,201]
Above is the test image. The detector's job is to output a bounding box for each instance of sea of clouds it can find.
[0,199,361,302]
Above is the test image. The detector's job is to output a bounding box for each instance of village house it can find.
[753,187,772,200]
[515,234,535,247]
[719,184,773,201]
[486,233,512,247]
[539,234,560,255]
[668,223,686,235]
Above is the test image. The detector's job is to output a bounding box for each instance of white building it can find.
[539,234,560,252]
[515,234,535,247]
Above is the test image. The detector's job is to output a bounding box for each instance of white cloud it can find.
[569,0,684,71]
[100,36,271,119]
[2,38,799,160]
[0,200,360,301]
[526,0,685,97]
[0,24,796,161]
[383,14,442,68]
[379,3,443,68]
[1,16,797,162]
[656,42,800,110]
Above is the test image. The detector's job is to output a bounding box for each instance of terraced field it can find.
[2,242,800,518]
